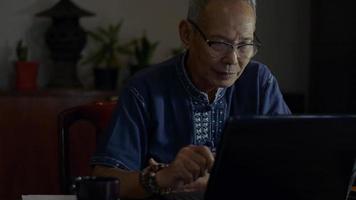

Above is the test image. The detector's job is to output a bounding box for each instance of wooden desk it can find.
[0,89,117,200]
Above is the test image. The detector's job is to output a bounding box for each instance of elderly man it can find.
[91,0,291,199]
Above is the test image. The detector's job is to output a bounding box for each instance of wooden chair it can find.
[58,100,117,194]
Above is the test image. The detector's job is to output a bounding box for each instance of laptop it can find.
[205,115,356,200]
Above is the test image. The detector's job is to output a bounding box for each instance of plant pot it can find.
[15,61,39,92]
[94,68,118,90]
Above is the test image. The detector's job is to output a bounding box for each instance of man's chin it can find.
[214,79,237,88]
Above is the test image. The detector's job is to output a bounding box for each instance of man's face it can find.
[185,0,256,93]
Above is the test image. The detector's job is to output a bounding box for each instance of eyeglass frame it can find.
[187,19,262,58]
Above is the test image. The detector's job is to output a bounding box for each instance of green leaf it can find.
[131,32,159,67]
[82,20,131,69]
[16,39,28,61]
[87,31,105,44]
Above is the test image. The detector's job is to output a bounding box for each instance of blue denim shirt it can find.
[91,53,291,170]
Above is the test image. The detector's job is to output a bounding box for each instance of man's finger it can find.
[149,158,159,165]
[193,146,215,170]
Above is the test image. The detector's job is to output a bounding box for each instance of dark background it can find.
[309,1,356,114]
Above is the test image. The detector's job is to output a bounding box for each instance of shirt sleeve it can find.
[91,86,150,171]
[259,67,292,115]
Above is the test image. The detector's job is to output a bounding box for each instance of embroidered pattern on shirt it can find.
[193,108,210,145]
[191,100,226,146]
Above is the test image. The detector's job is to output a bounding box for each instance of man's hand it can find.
[173,173,210,193]
[154,145,214,191]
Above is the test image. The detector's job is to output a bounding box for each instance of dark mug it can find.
[74,176,120,200]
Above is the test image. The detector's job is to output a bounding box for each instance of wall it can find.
[256,0,310,94]
[0,0,310,94]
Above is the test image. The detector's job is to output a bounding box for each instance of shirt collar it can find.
[176,51,226,105]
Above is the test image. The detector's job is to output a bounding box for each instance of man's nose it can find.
[223,49,238,65]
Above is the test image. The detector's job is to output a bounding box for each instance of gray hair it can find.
[187,0,256,22]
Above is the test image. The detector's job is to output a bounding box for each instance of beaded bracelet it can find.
[139,163,172,195]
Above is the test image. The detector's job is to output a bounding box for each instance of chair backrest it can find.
[58,100,117,194]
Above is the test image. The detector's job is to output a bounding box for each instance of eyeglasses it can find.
[188,19,261,59]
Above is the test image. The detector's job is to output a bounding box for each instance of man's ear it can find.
[179,20,193,49]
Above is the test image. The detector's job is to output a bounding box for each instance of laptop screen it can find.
[205,115,356,200]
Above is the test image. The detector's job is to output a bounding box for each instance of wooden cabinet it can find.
[0,90,117,200]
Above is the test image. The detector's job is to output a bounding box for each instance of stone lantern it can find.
[36,0,95,87]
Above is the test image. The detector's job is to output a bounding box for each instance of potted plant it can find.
[15,40,39,92]
[83,21,131,90]
[130,32,159,75]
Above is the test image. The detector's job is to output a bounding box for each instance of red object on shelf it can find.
[15,61,39,91]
